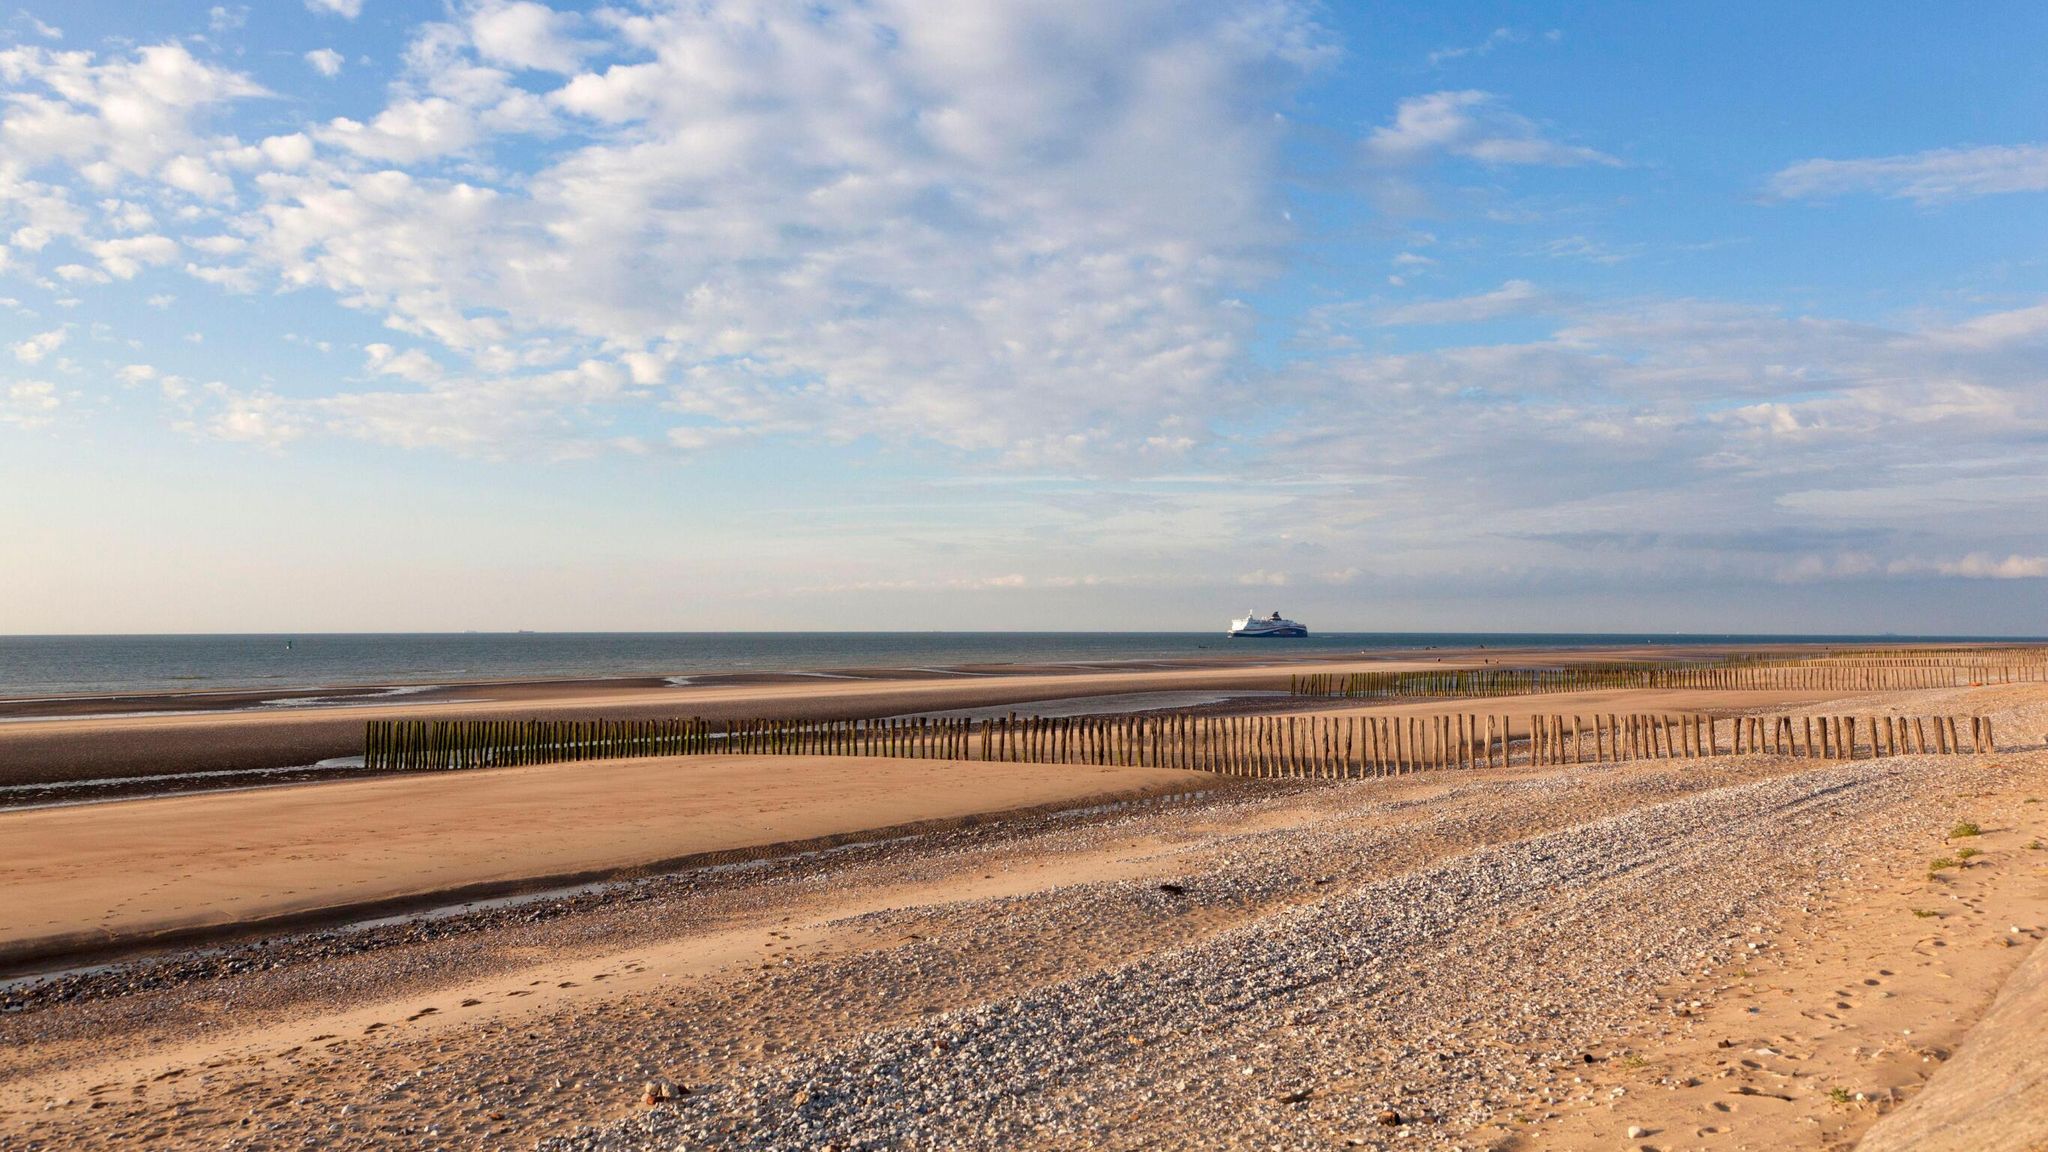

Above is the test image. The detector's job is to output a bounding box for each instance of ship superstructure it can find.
[1228,610,1308,638]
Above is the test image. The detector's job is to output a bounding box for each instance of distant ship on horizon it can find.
[1228,610,1308,638]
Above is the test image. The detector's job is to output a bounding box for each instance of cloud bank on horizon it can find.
[2,1,2046,632]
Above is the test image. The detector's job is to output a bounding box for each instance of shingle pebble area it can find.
[541,756,2028,1152]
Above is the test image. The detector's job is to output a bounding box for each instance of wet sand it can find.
[0,663,1323,788]
[0,643,1926,791]
[0,755,1206,971]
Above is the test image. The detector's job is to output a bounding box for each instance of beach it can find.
[3,650,2046,1150]
[0,641,1888,794]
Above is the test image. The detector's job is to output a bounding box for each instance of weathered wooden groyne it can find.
[1290,650,2048,700]
[363,710,1991,778]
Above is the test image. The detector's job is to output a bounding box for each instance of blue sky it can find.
[3,1,2047,633]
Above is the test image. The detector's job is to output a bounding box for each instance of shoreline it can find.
[0,641,2024,796]
[6,636,2035,717]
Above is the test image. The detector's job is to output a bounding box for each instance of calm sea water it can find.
[0,632,2026,699]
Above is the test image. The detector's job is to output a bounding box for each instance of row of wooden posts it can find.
[362,711,1992,779]
[1291,659,2048,700]
[1756,647,2048,667]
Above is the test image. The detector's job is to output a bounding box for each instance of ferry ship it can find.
[1228,610,1308,638]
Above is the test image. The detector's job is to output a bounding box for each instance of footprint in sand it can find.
[406,1008,438,1021]
[460,998,483,1007]
[558,981,578,988]
[363,1023,386,1034]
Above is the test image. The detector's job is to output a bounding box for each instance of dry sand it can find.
[0,755,1205,968]
[1514,750,2048,1149]
[5,675,2046,1151]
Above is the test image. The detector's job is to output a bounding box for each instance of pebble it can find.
[539,760,2024,1151]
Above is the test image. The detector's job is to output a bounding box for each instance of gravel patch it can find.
[541,758,2025,1152]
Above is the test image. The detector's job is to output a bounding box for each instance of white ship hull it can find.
[1228,611,1308,638]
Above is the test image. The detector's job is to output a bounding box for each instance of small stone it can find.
[1628,1125,1649,1138]
[1376,1109,1401,1126]
[642,1080,684,1105]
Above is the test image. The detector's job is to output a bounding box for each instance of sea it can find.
[0,632,2031,700]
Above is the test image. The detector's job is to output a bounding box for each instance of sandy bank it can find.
[0,754,1207,971]
[1858,930,2048,1152]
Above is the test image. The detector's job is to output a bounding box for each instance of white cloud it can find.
[1899,553,2048,580]
[1377,280,1550,326]
[1366,90,1618,167]
[20,15,60,40]
[1254,290,2048,599]
[89,233,178,278]
[467,1,590,74]
[116,363,156,384]
[1769,143,2048,204]
[259,132,316,168]
[10,325,65,363]
[214,0,1330,460]
[0,378,57,427]
[0,43,265,189]
[305,49,346,78]
[1778,552,1878,583]
[161,155,233,200]
[322,98,478,161]
[98,198,155,232]
[1427,27,1519,67]
[306,0,364,18]
[184,261,258,292]
[363,341,444,382]
[552,62,663,122]
[202,383,303,447]
[1528,235,1640,264]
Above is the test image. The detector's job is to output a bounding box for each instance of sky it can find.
[2,1,2047,635]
